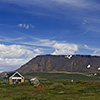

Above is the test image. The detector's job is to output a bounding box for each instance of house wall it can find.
[9,78,24,84]
[9,78,12,84]
[21,78,24,82]
[6,72,25,84]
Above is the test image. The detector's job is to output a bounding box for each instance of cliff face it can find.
[17,55,100,74]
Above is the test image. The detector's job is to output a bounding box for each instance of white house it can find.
[4,72,24,84]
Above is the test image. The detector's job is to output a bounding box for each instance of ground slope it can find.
[17,55,100,74]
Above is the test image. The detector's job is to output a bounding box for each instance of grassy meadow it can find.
[0,73,100,100]
[1,80,100,100]
[24,72,100,81]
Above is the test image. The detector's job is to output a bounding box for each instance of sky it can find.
[0,0,100,72]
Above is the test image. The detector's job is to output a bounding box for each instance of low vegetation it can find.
[24,72,100,81]
[0,80,100,100]
[0,73,100,100]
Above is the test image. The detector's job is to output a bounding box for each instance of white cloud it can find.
[52,43,78,55]
[12,35,78,55]
[53,0,89,8]
[0,44,43,72]
[83,44,100,56]
[0,0,97,10]
[26,24,29,29]
[30,24,35,28]
[84,45,89,49]
[18,24,23,27]
[19,38,57,47]
[0,36,25,43]
[83,44,97,51]
[82,20,87,25]
[92,49,100,56]
[17,36,79,55]
[34,49,44,54]
[18,23,35,29]
[0,58,28,72]
[2,35,100,72]
[0,44,27,58]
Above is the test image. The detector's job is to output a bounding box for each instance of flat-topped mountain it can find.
[17,55,100,74]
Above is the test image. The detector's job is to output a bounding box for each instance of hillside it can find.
[16,55,100,74]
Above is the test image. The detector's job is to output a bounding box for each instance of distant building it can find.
[30,78,42,89]
[30,78,39,84]
[34,83,42,89]
[3,72,24,84]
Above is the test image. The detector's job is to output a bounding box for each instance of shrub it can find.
[50,83,65,89]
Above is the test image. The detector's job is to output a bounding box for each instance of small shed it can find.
[34,83,42,89]
[30,78,39,84]
[4,71,24,84]
[30,78,42,89]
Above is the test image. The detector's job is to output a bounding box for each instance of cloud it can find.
[83,45,99,51]
[0,58,33,72]
[16,36,79,55]
[0,44,43,72]
[0,36,25,44]
[52,43,78,55]
[2,35,100,72]
[82,20,87,25]
[53,0,89,8]
[0,0,89,8]
[18,23,35,29]
[84,45,89,49]
[83,44,100,56]
[19,38,57,47]
[0,0,98,10]
[18,24,23,27]
[21,37,79,55]
[0,35,79,55]
[34,49,44,54]
[92,49,100,56]
[0,44,27,58]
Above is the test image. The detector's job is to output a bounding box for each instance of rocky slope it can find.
[17,55,100,74]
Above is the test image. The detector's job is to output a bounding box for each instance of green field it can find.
[1,72,100,82]
[0,73,100,100]
[24,72,100,81]
[1,80,100,100]
[0,75,3,81]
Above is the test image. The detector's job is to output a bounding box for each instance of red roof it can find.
[34,83,42,89]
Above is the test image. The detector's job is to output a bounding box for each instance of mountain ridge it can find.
[16,55,100,74]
